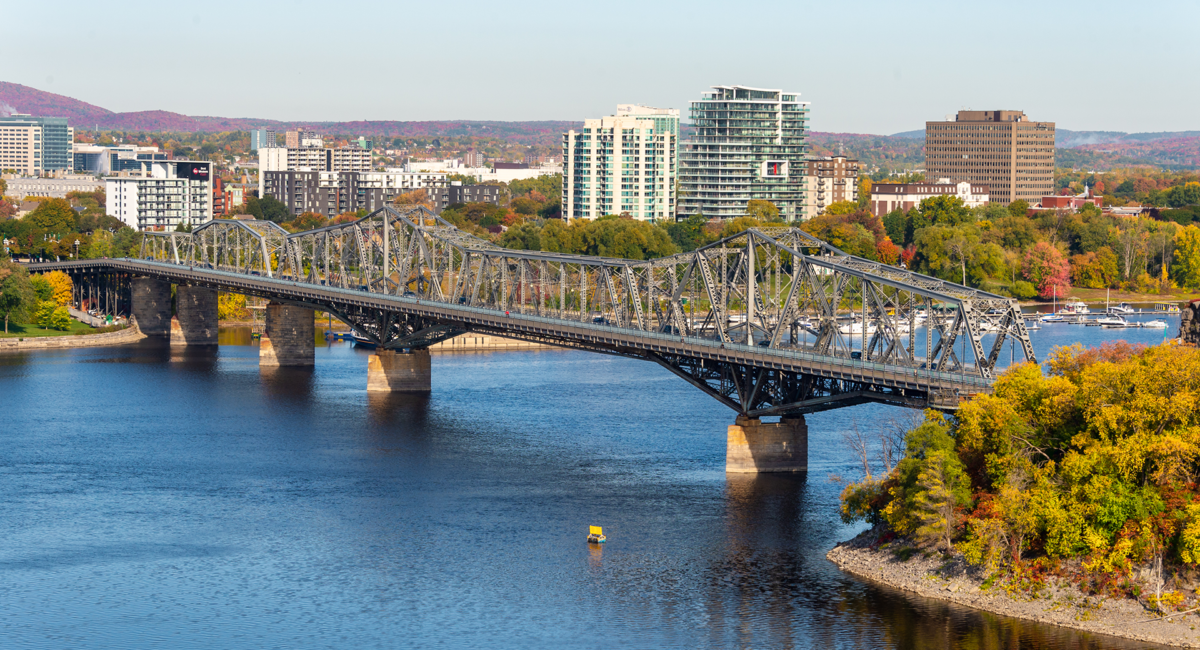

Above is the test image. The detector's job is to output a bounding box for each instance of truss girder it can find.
[130,207,1035,414]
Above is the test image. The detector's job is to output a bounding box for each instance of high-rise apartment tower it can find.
[562,105,678,221]
[678,86,809,221]
[924,110,1054,205]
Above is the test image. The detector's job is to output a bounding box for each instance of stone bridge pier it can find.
[367,349,431,392]
[131,277,172,336]
[260,301,315,366]
[172,286,218,346]
[726,415,808,473]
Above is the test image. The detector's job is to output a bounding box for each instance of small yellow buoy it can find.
[587,525,606,544]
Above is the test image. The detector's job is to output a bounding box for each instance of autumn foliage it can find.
[842,341,1200,608]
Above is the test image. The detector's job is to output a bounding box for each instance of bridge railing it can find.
[132,206,1035,381]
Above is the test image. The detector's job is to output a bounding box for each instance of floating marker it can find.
[587,525,606,544]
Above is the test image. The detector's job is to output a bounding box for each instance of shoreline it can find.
[0,321,145,352]
[828,533,1200,648]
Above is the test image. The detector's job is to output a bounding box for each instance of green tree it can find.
[917,194,972,227]
[28,198,77,235]
[665,214,713,253]
[30,274,53,302]
[499,222,543,250]
[800,215,877,259]
[244,195,290,223]
[34,300,71,331]
[912,449,971,551]
[882,209,907,246]
[1008,199,1030,218]
[0,260,35,333]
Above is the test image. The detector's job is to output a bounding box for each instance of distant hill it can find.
[0,81,578,143]
[2,81,1196,169]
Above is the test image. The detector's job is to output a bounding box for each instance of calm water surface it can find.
[0,317,1179,649]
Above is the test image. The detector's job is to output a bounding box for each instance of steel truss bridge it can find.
[35,206,1035,416]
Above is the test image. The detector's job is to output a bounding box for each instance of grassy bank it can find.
[0,319,121,339]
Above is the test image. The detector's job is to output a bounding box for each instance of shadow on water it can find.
[258,365,315,402]
[846,584,1154,650]
[366,391,431,428]
[168,344,219,373]
[712,473,1155,650]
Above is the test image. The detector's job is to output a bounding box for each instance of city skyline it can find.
[2,0,1197,134]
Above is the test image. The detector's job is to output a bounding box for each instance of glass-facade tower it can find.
[678,86,809,221]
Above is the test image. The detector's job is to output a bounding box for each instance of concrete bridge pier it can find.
[172,285,219,346]
[260,301,315,366]
[726,415,808,473]
[367,349,431,392]
[131,277,172,336]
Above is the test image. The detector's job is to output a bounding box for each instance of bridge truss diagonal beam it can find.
[43,205,1033,416]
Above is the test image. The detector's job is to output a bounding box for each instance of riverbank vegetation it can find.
[0,261,106,337]
[840,340,1200,613]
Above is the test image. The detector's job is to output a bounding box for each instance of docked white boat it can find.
[1109,302,1136,314]
[1142,319,1168,329]
[1097,315,1129,328]
[838,321,876,335]
[1059,301,1089,315]
[1040,313,1065,322]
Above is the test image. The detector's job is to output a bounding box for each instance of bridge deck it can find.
[31,258,992,409]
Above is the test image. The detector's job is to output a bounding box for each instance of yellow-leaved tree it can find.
[43,271,73,307]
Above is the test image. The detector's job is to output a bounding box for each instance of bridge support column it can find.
[172,285,218,346]
[260,302,314,367]
[367,349,431,392]
[131,277,172,336]
[726,415,807,473]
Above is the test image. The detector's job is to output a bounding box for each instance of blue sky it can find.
[3,0,1197,134]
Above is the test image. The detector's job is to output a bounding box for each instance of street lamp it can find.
[2,238,9,258]
[74,239,80,259]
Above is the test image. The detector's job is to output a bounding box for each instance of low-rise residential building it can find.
[0,114,73,176]
[1036,187,1102,212]
[106,161,214,230]
[425,182,502,212]
[869,179,989,217]
[562,104,679,221]
[4,176,104,199]
[800,155,859,219]
[262,170,448,217]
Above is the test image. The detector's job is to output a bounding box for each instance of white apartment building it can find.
[562,105,678,221]
[106,161,214,230]
[869,179,990,217]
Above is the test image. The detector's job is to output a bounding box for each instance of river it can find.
[0,314,1180,649]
